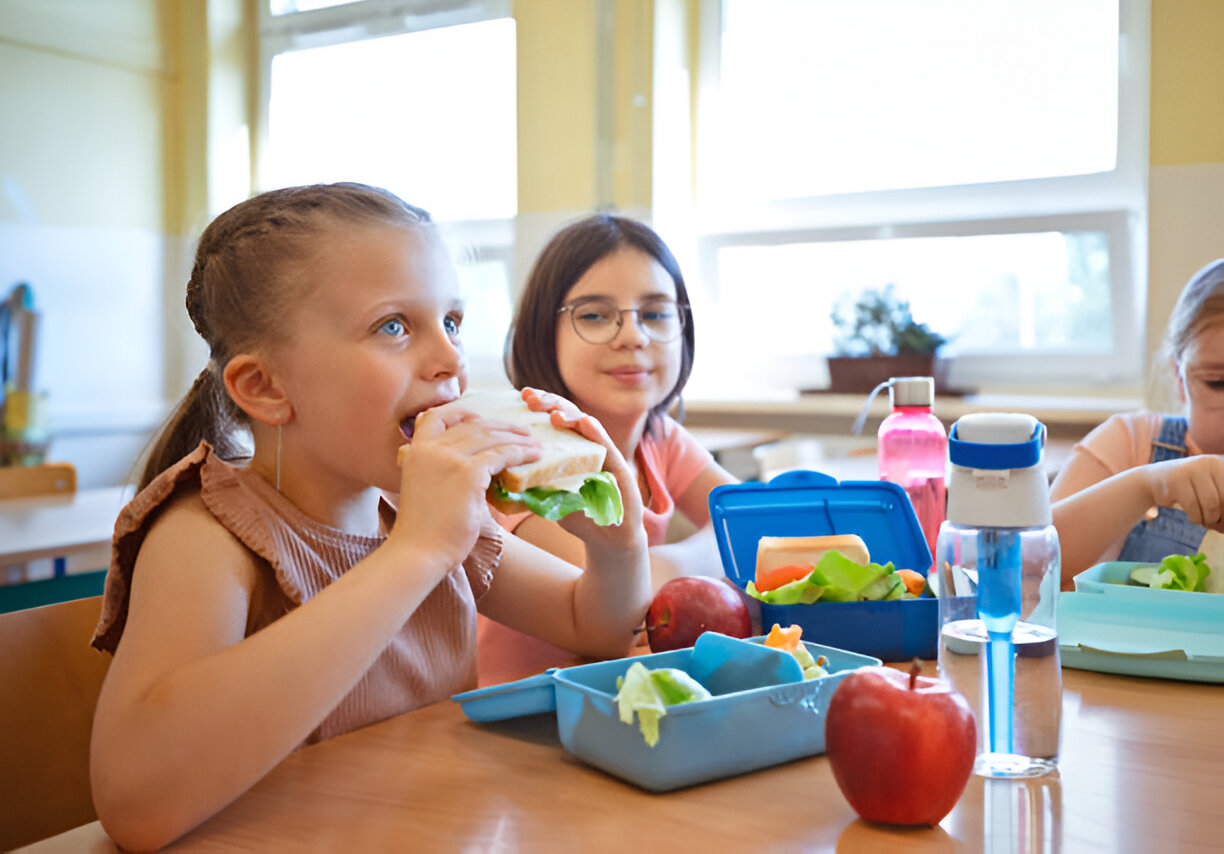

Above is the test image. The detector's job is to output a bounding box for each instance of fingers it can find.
[403,408,541,467]
[476,442,542,478]
[522,387,585,422]
[412,404,479,438]
[1159,456,1224,527]
[414,401,534,440]
[1188,463,1223,527]
[519,387,608,441]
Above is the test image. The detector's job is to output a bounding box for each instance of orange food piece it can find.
[755,563,815,592]
[895,569,927,596]
[764,623,803,652]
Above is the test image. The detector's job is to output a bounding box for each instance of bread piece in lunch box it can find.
[400,389,608,494]
[756,534,870,576]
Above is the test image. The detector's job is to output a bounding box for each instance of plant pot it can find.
[825,354,947,394]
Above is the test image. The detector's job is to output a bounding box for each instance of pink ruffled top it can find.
[91,442,503,743]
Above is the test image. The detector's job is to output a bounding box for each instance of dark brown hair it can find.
[505,214,695,433]
[138,183,431,489]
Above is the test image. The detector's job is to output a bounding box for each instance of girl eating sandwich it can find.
[87,183,650,851]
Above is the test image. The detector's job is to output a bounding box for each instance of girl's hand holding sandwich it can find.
[416,386,650,658]
[519,387,647,547]
[392,399,542,570]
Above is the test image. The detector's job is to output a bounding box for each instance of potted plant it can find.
[826,285,949,394]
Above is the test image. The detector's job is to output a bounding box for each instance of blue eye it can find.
[445,314,461,336]
[379,318,406,337]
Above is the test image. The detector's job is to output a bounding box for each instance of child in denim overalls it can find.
[1051,259,1224,586]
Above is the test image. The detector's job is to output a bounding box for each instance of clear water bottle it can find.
[876,377,947,572]
[935,413,1061,779]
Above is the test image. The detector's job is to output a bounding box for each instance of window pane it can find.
[707,231,1112,363]
[265,18,517,220]
[454,257,512,362]
[269,0,364,15]
[710,0,1118,202]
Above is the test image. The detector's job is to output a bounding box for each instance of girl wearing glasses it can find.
[1051,259,1224,586]
[477,214,740,684]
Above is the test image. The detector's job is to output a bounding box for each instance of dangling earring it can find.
[275,423,283,493]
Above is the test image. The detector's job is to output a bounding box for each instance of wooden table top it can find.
[22,664,1224,853]
[0,486,128,565]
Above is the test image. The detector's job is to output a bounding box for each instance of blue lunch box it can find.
[709,469,939,661]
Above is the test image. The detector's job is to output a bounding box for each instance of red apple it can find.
[825,662,976,827]
[645,577,751,652]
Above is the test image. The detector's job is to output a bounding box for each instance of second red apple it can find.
[645,576,751,652]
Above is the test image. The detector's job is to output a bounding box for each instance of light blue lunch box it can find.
[452,632,880,791]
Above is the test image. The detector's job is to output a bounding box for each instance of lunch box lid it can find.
[708,469,932,586]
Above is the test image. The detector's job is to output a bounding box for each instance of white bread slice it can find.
[408,389,607,493]
[756,534,870,579]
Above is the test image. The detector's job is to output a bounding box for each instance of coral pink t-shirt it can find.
[477,415,714,686]
[1067,411,1174,477]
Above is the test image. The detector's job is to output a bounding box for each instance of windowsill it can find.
[678,390,1143,440]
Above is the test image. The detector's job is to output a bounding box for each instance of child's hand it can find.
[1142,454,1224,529]
[392,405,542,567]
[521,387,647,550]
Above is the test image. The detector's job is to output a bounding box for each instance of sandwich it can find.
[755,534,871,581]
[748,534,920,603]
[415,389,624,526]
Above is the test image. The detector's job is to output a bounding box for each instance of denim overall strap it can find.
[1117,416,1207,562]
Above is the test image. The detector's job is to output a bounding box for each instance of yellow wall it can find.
[1146,2,1224,406]
[1149,1,1224,167]
[514,0,652,214]
[514,0,599,213]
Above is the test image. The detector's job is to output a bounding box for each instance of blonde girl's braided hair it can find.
[137,183,431,489]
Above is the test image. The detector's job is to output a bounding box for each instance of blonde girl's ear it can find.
[223,354,293,427]
[1172,356,1188,406]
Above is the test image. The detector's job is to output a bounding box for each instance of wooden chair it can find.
[0,595,111,850]
[0,570,107,614]
[0,462,77,579]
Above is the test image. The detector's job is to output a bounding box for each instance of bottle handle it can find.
[850,379,892,436]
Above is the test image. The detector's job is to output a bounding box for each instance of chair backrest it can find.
[0,595,110,849]
[0,570,108,614]
[0,462,77,500]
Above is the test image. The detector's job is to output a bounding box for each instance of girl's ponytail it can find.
[136,366,242,489]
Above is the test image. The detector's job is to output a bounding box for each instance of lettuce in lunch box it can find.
[614,662,712,747]
[1129,553,1212,593]
[746,550,905,605]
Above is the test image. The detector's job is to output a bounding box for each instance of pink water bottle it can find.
[877,377,947,572]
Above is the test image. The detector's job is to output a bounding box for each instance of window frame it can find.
[689,0,1149,392]
[253,0,517,386]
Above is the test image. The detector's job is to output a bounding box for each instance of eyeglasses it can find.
[557,297,688,345]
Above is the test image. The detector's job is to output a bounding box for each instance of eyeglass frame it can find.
[556,296,690,344]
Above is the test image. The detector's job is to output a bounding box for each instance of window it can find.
[257,0,516,381]
[687,0,1147,397]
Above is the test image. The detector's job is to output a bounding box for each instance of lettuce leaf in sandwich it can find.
[424,390,626,527]
[490,471,623,526]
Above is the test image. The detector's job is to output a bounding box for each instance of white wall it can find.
[0,0,173,486]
